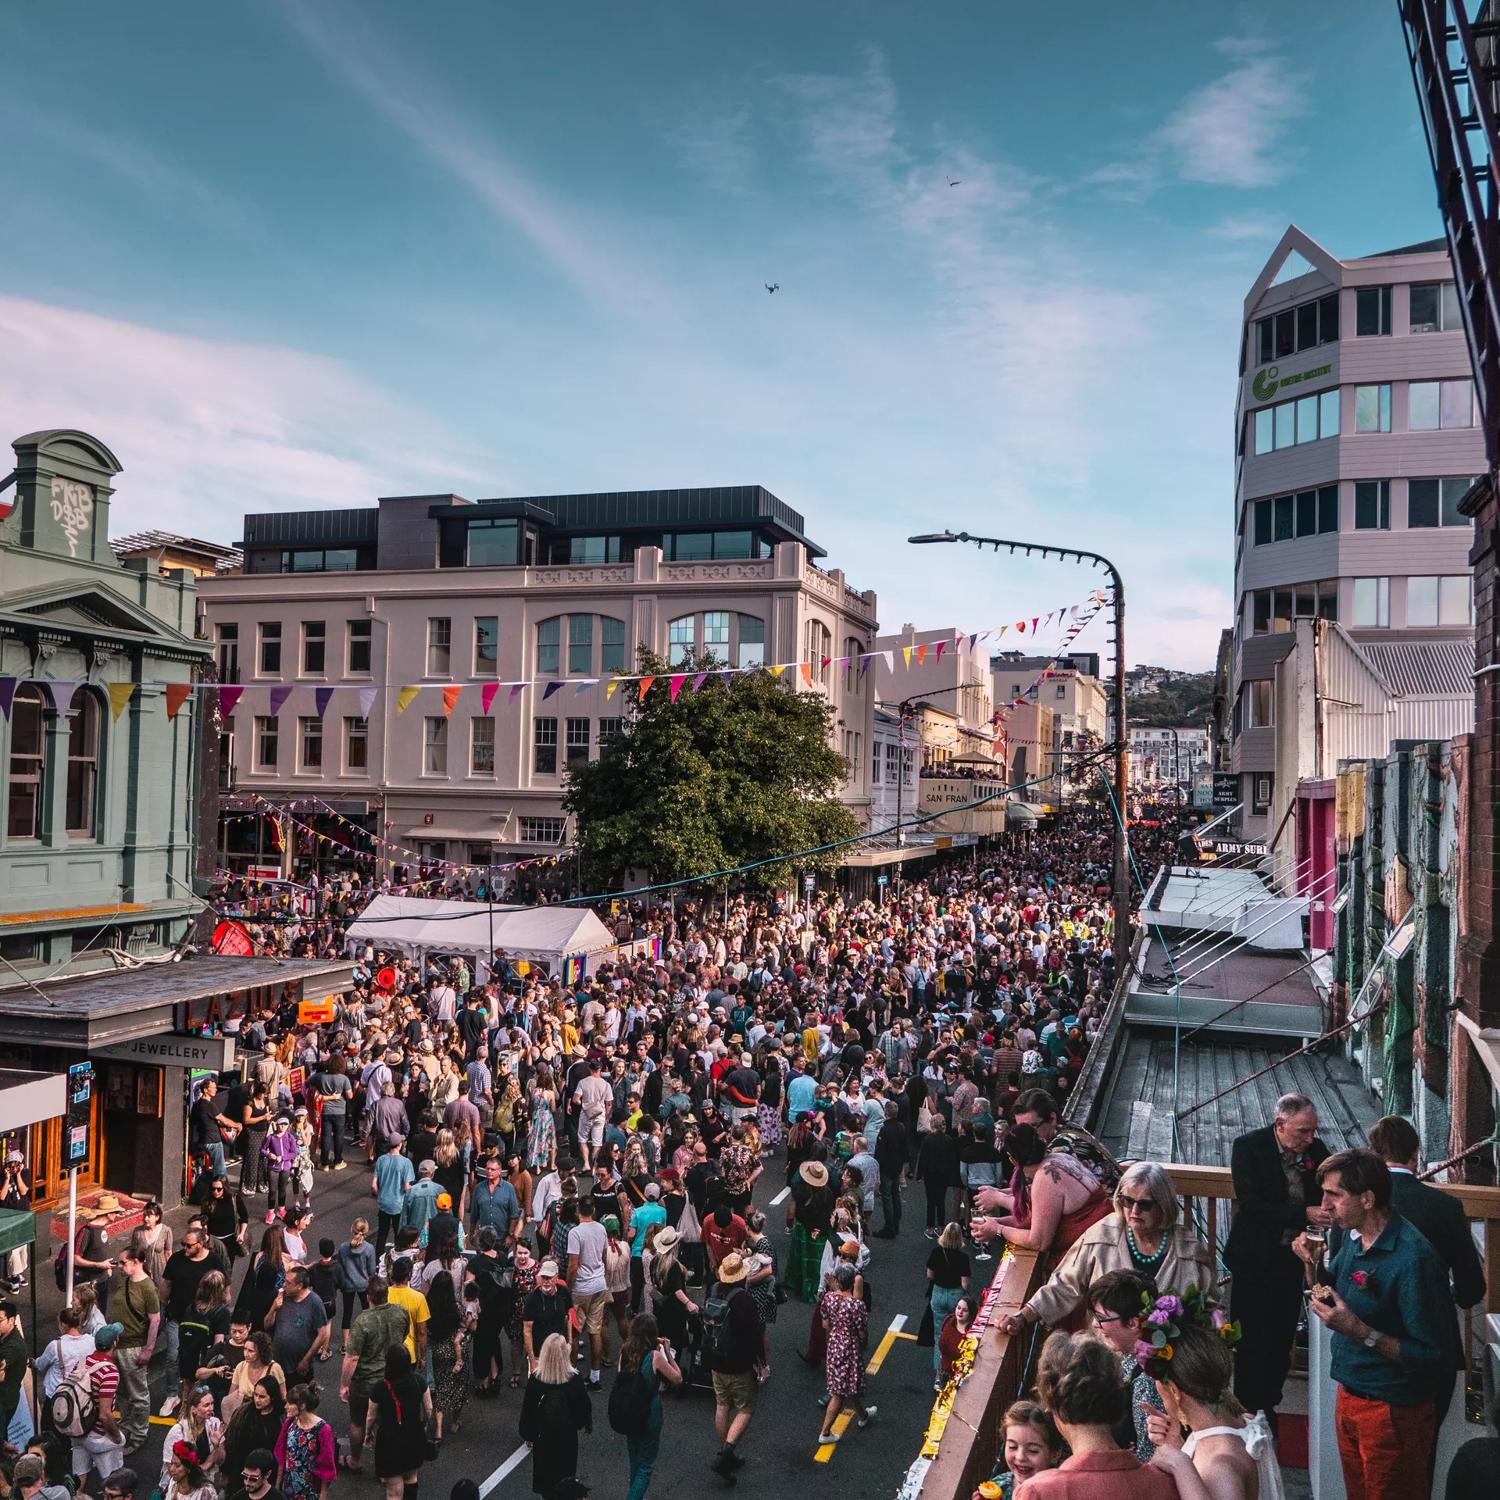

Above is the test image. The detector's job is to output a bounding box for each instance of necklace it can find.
[1127,1226,1167,1268]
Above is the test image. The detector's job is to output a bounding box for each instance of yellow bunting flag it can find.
[441,685,462,716]
[902,646,913,667]
[396,687,420,715]
[799,662,814,688]
[767,664,787,679]
[107,682,137,721]
[638,676,656,701]
[606,678,622,701]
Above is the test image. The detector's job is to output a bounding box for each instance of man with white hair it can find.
[1223,1092,1332,1430]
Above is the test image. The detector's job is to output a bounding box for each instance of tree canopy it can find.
[563,650,858,889]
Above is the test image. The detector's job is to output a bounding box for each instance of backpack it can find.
[606,1363,651,1436]
[48,1353,99,1439]
[53,1226,96,1291]
[700,1295,734,1363]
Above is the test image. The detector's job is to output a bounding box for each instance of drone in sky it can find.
[765,282,780,293]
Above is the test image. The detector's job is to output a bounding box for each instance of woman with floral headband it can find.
[1138,1296,1283,1500]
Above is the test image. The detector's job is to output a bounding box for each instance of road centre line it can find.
[480,1443,532,1495]
[769,1186,790,1205]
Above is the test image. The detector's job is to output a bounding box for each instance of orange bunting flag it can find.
[799,662,814,688]
[396,687,420,715]
[916,644,928,665]
[441,685,462,716]
[638,676,656,701]
[165,682,193,720]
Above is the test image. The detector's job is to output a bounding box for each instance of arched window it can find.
[669,613,765,669]
[737,616,765,669]
[6,686,46,839]
[844,636,864,693]
[66,692,100,838]
[668,615,696,669]
[804,620,832,684]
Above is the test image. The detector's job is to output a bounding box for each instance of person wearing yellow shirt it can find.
[385,1255,429,1368]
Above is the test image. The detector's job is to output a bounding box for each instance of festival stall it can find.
[344,896,615,982]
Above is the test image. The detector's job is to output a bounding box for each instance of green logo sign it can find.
[1251,362,1333,404]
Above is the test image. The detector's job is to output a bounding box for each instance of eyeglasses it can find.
[1092,1311,1123,1325]
[1117,1194,1157,1212]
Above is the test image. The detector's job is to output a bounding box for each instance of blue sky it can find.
[0,2,1446,666]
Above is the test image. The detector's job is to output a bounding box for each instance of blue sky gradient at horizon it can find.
[0,2,1447,667]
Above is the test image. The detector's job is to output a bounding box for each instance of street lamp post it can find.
[909,530,1131,941]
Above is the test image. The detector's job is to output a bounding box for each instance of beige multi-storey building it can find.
[991,650,1108,798]
[198,486,878,876]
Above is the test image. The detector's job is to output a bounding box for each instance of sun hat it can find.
[653,1226,680,1254]
[538,1258,560,1277]
[716,1252,749,1285]
[799,1160,830,1188]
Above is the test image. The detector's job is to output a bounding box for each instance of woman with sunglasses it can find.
[994,1161,1215,1337]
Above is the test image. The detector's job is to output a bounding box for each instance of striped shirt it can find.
[84,1351,120,1431]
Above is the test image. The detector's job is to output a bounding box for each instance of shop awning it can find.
[0,1207,35,1257]
[0,956,358,1049]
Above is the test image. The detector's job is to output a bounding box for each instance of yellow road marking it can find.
[866,1327,917,1375]
[814,1407,855,1462]
[815,1322,918,1460]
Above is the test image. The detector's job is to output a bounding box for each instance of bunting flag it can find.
[542,681,564,702]
[638,676,656,701]
[107,682,136,722]
[396,687,420,715]
[165,682,193,720]
[669,674,686,702]
[606,678,622,701]
[858,655,871,676]
[574,679,596,695]
[0,678,16,721]
[935,641,947,663]
[269,684,294,716]
[997,626,1007,639]
[767,664,787,679]
[480,682,499,714]
[692,671,708,693]
[799,662,814,688]
[50,681,79,718]
[441,685,462,716]
[916,644,928,666]
[1031,616,1040,632]
[901,646,913,668]
[219,685,244,717]
[508,683,525,704]
[314,687,335,719]
[1015,621,1026,634]
[821,656,832,672]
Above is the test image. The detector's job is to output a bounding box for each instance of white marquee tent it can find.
[343,896,615,971]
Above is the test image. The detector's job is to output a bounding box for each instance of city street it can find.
[78,1162,946,1500]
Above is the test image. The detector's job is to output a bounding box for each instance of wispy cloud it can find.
[1090,36,1308,195]
[0,295,481,536]
[1160,38,1308,188]
[1208,212,1284,242]
[670,99,756,192]
[275,1,673,321]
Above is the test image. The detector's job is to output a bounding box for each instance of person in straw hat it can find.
[705,1252,765,1483]
[783,1158,837,1303]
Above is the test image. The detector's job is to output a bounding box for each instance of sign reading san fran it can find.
[1252,361,1333,402]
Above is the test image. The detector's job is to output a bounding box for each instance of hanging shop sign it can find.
[96,1034,238,1070]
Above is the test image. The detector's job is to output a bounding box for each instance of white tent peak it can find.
[344,896,614,967]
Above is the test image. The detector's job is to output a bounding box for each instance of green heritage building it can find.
[0,430,356,1209]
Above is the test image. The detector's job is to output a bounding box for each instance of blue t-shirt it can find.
[374,1152,415,1215]
[787,1074,817,1121]
[629,1202,667,1257]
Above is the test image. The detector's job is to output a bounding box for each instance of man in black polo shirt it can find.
[521,1259,573,1372]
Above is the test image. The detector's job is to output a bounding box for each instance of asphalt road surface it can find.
[54,1161,959,1500]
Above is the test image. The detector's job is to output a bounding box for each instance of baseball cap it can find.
[95,1322,125,1350]
[539,1258,560,1277]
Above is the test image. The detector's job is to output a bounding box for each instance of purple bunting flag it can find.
[219,685,245,717]
[268,684,294,715]
[314,687,335,719]
[0,678,14,721]
[542,680,564,701]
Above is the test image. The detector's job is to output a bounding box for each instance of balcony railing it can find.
[915,1163,1500,1500]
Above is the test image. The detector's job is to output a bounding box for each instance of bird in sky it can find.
[947,177,962,187]
[764,282,779,293]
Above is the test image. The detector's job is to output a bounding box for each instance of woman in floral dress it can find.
[275,1382,337,1500]
[506,1242,538,1387]
[526,1067,558,1174]
[816,1263,873,1443]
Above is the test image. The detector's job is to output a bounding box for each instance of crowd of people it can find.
[5,800,1494,1500]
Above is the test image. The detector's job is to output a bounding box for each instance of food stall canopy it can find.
[0,1207,34,1257]
[344,896,615,966]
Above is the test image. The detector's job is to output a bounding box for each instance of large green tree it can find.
[563,650,857,888]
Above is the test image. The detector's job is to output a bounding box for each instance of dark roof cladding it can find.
[1362,639,1475,697]
[1351,237,1448,259]
[240,507,381,549]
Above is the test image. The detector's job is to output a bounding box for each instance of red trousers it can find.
[1334,1385,1435,1500]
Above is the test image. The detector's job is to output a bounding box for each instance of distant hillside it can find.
[1126,665,1215,729]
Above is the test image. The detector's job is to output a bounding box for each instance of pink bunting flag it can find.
[219,684,244,717]
[1031,617,1040,632]
[268,684,293,716]
[481,683,499,714]
[509,683,525,704]
[358,686,378,719]
[669,674,686,702]
[314,687,335,719]
[542,681,564,701]
[935,641,947,663]
[821,656,832,671]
